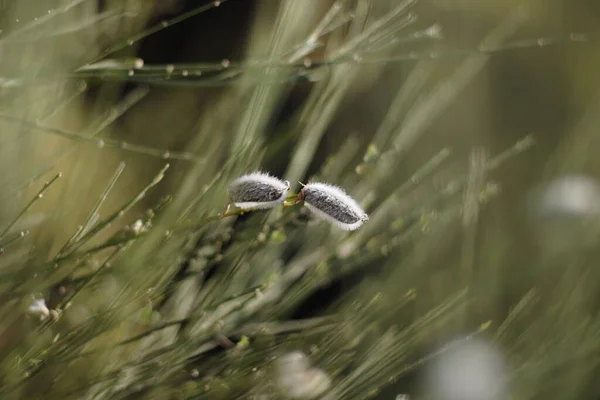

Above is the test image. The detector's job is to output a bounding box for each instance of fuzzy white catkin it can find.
[275,351,332,399]
[300,182,368,231]
[227,172,290,210]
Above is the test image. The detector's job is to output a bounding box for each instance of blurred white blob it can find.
[426,338,506,400]
[528,175,600,252]
[27,298,50,321]
[535,175,600,217]
[277,351,311,374]
[275,351,331,399]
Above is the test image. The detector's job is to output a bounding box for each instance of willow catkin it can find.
[300,182,368,231]
[227,171,290,210]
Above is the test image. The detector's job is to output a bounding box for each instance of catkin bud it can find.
[300,182,368,231]
[227,172,290,210]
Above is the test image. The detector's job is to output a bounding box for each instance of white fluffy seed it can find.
[27,298,50,320]
[300,182,368,231]
[227,171,290,210]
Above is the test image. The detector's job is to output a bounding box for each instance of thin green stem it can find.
[0,114,203,163]
[88,0,231,64]
[61,164,169,256]
[58,162,126,257]
[0,173,61,243]
[58,247,123,310]
[0,230,29,252]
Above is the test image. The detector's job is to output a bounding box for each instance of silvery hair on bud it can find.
[300,182,368,231]
[227,171,290,210]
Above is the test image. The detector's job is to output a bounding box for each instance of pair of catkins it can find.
[227,171,368,231]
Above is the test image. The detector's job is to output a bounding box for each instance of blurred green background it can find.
[0,0,599,399]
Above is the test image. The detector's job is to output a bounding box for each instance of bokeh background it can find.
[0,0,599,399]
